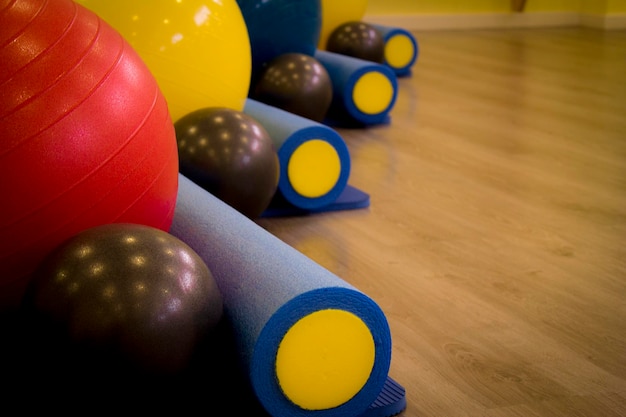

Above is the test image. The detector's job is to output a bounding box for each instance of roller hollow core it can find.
[276,309,376,410]
[352,71,395,115]
[287,139,342,198]
[385,33,416,70]
[369,24,419,76]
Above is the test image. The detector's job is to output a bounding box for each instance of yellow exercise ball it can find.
[318,0,368,50]
[76,0,252,122]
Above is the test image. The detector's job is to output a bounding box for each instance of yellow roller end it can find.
[275,309,376,410]
[287,139,341,198]
[385,34,415,69]
[352,72,394,115]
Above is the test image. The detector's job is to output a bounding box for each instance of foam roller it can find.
[370,24,419,77]
[314,49,398,126]
[170,174,392,417]
[244,98,351,211]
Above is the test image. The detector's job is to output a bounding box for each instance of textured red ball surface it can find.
[0,0,179,308]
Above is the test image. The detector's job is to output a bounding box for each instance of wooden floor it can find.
[257,27,626,416]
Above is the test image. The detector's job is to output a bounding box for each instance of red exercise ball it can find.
[0,0,179,308]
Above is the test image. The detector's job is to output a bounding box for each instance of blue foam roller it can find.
[369,24,419,77]
[170,174,392,417]
[243,98,351,211]
[314,49,398,126]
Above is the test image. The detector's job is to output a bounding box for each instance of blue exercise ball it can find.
[236,0,322,84]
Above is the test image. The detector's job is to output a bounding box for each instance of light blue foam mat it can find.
[244,98,352,211]
[170,174,392,417]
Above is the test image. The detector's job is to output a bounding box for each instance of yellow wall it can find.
[365,0,578,14]
[580,0,607,14]
[365,0,626,14]
[608,0,626,12]
[526,0,581,12]
[579,0,626,13]
[365,0,500,14]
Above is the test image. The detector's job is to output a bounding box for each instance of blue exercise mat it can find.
[170,174,392,417]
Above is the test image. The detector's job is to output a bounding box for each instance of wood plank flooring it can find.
[256,27,626,416]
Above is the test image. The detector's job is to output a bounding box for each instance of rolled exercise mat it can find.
[261,184,370,218]
[170,174,393,417]
[314,49,398,127]
[244,98,351,211]
[369,24,419,77]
